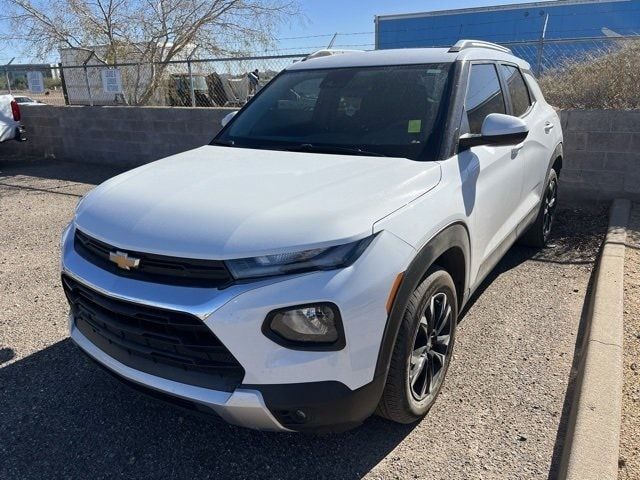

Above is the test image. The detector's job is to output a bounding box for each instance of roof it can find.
[375,0,625,20]
[286,46,530,71]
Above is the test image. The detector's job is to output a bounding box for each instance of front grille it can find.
[63,275,245,392]
[74,228,234,288]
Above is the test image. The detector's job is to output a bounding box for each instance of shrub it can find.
[539,40,640,109]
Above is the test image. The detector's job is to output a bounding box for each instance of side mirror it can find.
[221,110,238,128]
[459,113,528,151]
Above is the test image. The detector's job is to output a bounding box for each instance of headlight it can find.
[225,235,375,280]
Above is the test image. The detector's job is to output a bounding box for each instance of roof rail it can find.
[302,49,364,61]
[448,39,512,54]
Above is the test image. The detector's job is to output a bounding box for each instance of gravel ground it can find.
[619,203,640,480]
[0,157,607,480]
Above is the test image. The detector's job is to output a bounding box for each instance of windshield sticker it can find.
[408,119,422,133]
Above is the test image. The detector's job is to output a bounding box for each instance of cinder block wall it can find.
[4,106,640,202]
[560,110,640,202]
[3,105,232,167]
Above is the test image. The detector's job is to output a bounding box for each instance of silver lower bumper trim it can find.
[70,322,289,432]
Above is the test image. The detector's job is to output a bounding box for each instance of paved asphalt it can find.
[0,156,607,479]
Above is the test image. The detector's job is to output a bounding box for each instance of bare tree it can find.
[1,0,300,104]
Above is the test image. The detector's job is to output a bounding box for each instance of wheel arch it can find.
[373,222,470,380]
[550,142,563,177]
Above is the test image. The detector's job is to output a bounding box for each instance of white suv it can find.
[61,41,563,432]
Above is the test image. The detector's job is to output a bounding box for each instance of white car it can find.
[13,95,45,106]
[61,40,563,432]
[0,94,26,143]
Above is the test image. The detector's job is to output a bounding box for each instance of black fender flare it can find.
[548,142,563,178]
[373,222,471,380]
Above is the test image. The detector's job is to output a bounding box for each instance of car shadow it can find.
[544,242,601,480]
[459,242,536,321]
[460,204,608,322]
[0,347,15,365]
[0,339,416,479]
[456,204,608,480]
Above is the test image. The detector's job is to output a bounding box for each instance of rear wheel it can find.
[377,267,457,424]
[519,168,558,248]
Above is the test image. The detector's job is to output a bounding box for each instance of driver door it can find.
[459,62,525,284]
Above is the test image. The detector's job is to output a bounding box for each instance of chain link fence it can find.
[0,63,67,105]
[1,36,638,108]
[1,54,306,108]
[535,37,640,109]
[506,35,640,75]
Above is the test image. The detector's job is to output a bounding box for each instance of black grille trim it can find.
[63,275,245,392]
[74,228,234,288]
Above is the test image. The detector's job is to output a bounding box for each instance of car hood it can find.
[75,146,441,259]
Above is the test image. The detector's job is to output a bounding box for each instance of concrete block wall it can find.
[3,105,232,167]
[560,110,640,202]
[3,106,640,203]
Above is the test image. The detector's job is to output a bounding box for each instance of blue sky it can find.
[0,0,532,63]
[274,0,531,52]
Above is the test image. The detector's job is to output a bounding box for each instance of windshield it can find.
[214,63,454,160]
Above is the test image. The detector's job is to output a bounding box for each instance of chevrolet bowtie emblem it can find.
[109,251,141,270]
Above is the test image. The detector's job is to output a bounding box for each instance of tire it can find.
[377,267,458,424]
[518,168,558,248]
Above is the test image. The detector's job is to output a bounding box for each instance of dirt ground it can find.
[619,203,640,480]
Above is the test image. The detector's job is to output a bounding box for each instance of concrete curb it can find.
[559,198,631,480]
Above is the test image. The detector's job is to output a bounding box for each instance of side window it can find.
[500,64,532,117]
[465,64,506,134]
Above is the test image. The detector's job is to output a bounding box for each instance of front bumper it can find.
[62,224,415,431]
[71,321,288,431]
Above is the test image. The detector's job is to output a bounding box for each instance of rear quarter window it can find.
[500,65,531,116]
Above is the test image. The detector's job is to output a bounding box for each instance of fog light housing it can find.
[263,303,345,350]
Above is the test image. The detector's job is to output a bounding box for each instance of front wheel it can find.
[377,267,457,424]
[519,168,558,248]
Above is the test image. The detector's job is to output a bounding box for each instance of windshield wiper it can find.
[210,139,235,146]
[283,143,387,157]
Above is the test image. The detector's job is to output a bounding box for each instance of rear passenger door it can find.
[459,63,524,280]
[499,63,551,221]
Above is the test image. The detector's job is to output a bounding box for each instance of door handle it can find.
[544,122,554,133]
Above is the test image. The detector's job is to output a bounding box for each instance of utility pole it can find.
[536,13,550,76]
[187,46,198,107]
[327,33,338,49]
